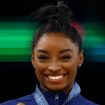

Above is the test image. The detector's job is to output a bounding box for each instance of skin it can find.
[16,102,25,105]
[32,32,84,93]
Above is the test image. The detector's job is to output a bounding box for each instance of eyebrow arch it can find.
[60,49,73,54]
[36,49,73,54]
[37,49,49,54]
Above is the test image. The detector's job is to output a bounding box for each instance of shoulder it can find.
[0,93,37,105]
[71,95,99,105]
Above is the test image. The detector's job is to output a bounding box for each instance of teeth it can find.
[48,75,63,80]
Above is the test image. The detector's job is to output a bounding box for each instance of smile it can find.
[48,75,63,80]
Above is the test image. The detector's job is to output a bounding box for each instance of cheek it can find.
[63,60,78,71]
[68,68,77,79]
[34,62,48,79]
[65,63,77,86]
[34,66,43,83]
[63,61,78,78]
[35,62,48,72]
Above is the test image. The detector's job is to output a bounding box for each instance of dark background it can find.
[0,0,105,104]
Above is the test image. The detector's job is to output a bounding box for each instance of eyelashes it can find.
[61,56,72,62]
[37,55,49,60]
[61,56,72,60]
[37,55,72,61]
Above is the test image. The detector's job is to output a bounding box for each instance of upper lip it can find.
[44,73,67,76]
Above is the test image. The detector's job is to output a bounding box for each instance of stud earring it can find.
[79,64,82,67]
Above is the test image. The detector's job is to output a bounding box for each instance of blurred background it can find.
[0,0,105,104]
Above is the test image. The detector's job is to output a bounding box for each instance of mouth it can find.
[44,74,67,81]
[48,75,64,80]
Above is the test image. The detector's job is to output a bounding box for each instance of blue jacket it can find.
[0,83,98,105]
[0,94,98,105]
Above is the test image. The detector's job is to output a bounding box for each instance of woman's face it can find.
[32,32,83,93]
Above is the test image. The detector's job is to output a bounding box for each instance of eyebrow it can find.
[37,49,73,54]
[60,49,73,54]
[37,49,49,54]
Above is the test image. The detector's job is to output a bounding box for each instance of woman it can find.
[0,2,98,105]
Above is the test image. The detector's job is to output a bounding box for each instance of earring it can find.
[79,64,82,67]
[33,65,35,68]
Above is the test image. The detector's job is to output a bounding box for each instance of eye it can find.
[61,55,72,61]
[37,55,49,60]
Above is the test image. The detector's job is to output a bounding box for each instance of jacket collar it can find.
[34,82,81,105]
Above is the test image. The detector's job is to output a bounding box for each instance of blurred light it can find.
[0,22,105,62]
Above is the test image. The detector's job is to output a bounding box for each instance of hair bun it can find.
[30,1,72,24]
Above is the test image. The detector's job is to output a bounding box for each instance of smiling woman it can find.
[32,32,82,93]
[0,1,99,105]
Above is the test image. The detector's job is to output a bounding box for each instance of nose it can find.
[48,60,61,72]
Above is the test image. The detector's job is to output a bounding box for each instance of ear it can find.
[31,53,35,68]
[78,50,84,67]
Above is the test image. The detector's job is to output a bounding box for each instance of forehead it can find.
[35,32,78,51]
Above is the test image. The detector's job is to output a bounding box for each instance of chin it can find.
[45,84,69,92]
